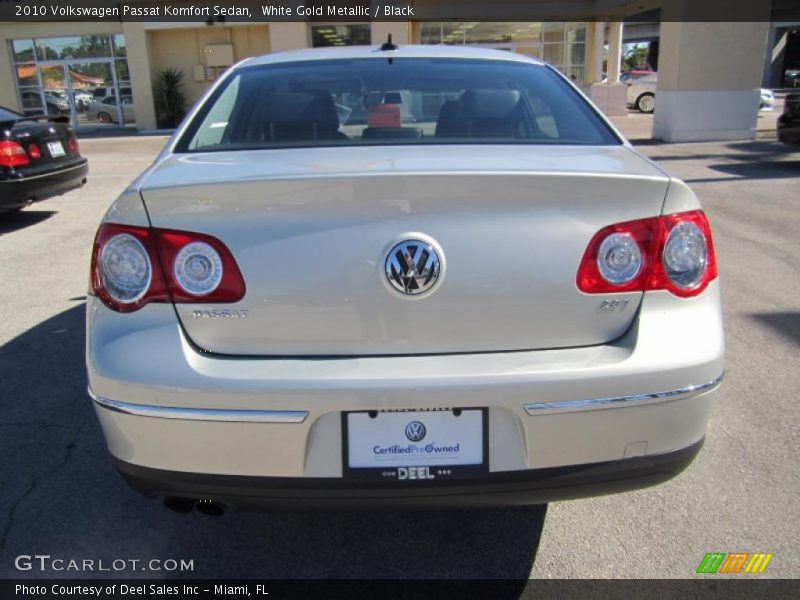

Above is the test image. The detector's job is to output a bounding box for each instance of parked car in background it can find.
[43,89,67,102]
[92,86,133,100]
[759,89,775,111]
[625,72,657,113]
[71,90,93,111]
[777,93,800,146]
[87,45,724,512]
[86,96,135,124]
[0,105,88,212]
[20,90,70,116]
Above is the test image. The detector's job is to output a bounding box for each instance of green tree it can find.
[624,43,650,71]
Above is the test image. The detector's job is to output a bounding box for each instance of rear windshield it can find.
[178,58,620,152]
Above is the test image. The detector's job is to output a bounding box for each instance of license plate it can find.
[47,141,65,157]
[342,408,488,481]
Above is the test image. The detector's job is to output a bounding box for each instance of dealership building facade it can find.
[0,6,778,141]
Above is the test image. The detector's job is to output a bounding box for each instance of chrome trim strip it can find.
[3,162,87,183]
[88,388,308,423]
[523,374,724,416]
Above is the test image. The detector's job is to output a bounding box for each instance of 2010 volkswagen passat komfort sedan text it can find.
[86,46,724,510]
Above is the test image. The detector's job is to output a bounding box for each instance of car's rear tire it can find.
[97,112,112,124]
[637,93,655,113]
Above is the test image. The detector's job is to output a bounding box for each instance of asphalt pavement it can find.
[0,135,797,579]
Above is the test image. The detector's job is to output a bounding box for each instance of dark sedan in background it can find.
[0,106,88,212]
[777,93,800,146]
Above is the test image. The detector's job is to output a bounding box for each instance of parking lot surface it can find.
[0,136,798,579]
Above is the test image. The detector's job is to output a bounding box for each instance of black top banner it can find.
[0,0,798,23]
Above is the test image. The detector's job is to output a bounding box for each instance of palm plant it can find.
[153,68,187,129]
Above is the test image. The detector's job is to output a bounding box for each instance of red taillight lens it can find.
[154,229,246,302]
[576,216,660,294]
[0,140,30,167]
[577,210,717,298]
[90,224,245,312]
[647,211,718,298]
[68,135,79,154]
[28,144,42,159]
[91,224,169,313]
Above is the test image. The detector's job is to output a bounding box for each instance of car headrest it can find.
[459,90,521,120]
[263,90,339,129]
[383,91,403,105]
[435,100,464,137]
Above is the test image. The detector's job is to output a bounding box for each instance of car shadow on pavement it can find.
[0,210,57,235]
[750,312,800,348]
[682,159,800,183]
[0,305,547,582]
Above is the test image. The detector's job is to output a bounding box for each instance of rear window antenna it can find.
[378,34,398,64]
[380,34,398,52]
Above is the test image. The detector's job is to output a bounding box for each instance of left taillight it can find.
[0,140,30,167]
[90,224,245,312]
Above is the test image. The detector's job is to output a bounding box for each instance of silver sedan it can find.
[85,96,135,124]
[86,45,724,512]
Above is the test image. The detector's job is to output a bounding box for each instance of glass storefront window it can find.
[442,23,469,44]
[311,24,370,47]
[567,66,585,83]
[112,34,127,57]
[543,44,565,68]
[543,22,565,43]
[35,35,111,61]
[463,22,542,44]
[115,59,130,83]
[420,23,443,44]
[566,23,586,44]
[11,34,133,126]
[11,39,36,62]
[15,64,38,86]
[419,22,584,81]
[568,43,586,67]
[18,87,44,112]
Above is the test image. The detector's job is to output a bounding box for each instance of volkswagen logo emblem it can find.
[385,239,442,296]
[405,421,427,442]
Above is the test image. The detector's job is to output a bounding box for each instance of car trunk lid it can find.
[140,145,669,356]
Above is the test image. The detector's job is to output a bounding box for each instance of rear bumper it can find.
[87,280,724,506]
[0,160,88,210]
[111,438,704,509]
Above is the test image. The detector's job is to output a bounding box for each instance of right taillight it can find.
[67,134,80,154]
[577,210,717,298]
[90,223,245,312]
